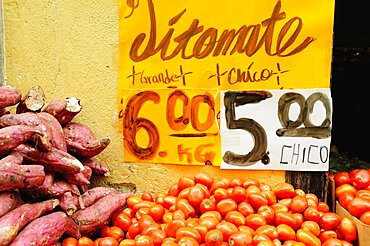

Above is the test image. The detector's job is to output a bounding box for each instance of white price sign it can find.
[220,88,332,171]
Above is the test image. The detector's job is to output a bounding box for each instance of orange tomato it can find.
[77,237,94,246]
[113,212,132,231]
[61,237,78,246]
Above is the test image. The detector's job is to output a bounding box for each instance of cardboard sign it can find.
[118,0,335,168]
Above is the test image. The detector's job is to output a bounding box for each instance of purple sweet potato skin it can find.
[0,151,24,166]
[0,86,22,109]
[81,158,110,176]
[9,211,80,246]
[79,187,118,209]
[71,192,133,236]
[0,164,45,192]
[42,97,81,125]
[0,112,52,151]
[15,144,84,174]
[0,190,23,218]
[0,199,59,246]
[0,125,41,155]
[37,112,67,151]
[63,122,111,158]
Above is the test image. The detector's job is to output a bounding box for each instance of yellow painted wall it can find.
[2,0,285,194]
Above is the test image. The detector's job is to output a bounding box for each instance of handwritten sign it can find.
[220,88,332,171]
[118,0,335,169]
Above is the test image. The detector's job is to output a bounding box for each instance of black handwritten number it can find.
[223,91,270,166]
[123,91,160,160]
[277,92,331,139]
[167,90,215,132]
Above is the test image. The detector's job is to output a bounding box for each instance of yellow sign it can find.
[118,0,335,165]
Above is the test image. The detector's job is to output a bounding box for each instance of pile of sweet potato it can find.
[0,85,133,245]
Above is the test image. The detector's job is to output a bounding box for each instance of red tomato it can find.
[210,179,230,194]
[270,203,288,213]
[177,176,195,191]
[245,214,267,231]
[230,186,247,203]
[138,214,156,232]
[338,217,357,242]
[205,229,223,246]
[213,188,230,202]
[262,190,277,205]
[176,226,202,244]
[350,169,370,190]
[294,189,306,196]
[255,225,278,240]
[275,211,296,229]
[321,238,342,246]
[113,212,132,231]
[188,185,205,207]
[177,187,190,199]
[225,211,246,227]
[338,192,355,210]
[290,195,308,213]
[273,183,295,199]
[305,193,319,204]
[61,237,78,246]
[347,196,370,218]
[172,209,186,221]
[276,224,296,241]
[292,213,304,231]
[105,226,124,241]
[296,229,321,246]
[228,231,253,246]
[199,198,216,214]
[318,212,341,231]
[127,221,140,239]
[216,221,239,241]
[176,198,196,218]
[148,204,165,222]
[317,202,330,213]
[230,178,245,188]
[96,237,119,246]
[126,195,142,209]
[248,192,268,210]
[242,178,260,188]
[77,237,94,246]
[141,192,154,202]
[119,239,136,246]
[147,229,166,246]
[355,189,370,200]
[199,216,219,230]
[257,205,275,225]
[335,184,357,200]
[334,171,351,187]
[200,211,222,222]
[166,219,187,238]
[167,184,179,196]
[122,207,135,218]
[133,201,155,213]
[301,221,321,237]
[360,210,370,224]
[237,201,255,217]
[318,230,337,243]
[177,236,199,246]
[194,173,214,187]
[216,198,237,216]
[303,206,320,222]
[135,235,154,246]
[253,233,273,245]
[193,224,208,242]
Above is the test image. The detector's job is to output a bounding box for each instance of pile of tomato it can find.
[63,173,358,246]
[334,168,370,224]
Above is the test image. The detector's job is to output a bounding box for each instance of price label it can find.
[220,88,332,171]
[119,88,221,165]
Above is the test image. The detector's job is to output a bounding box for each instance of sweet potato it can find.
[81,157,110,176]
[0,112,52,151]
[63,165,92,186]
[59,191,80,216]
[37,112,67,151]
[15,85,45,114]
[0,190,23,218]
[42,97,82,125]
[15,144,84,174]
[0,125,42,155]
[0,108,10,117]
[0,164,45,192]
[10,211,80,245]
[63,122,111,158]
[78,186,118,209]
[0,85,22,109]
[0,199,59,246]
[71,191,133,236]
[0,151,24,166]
